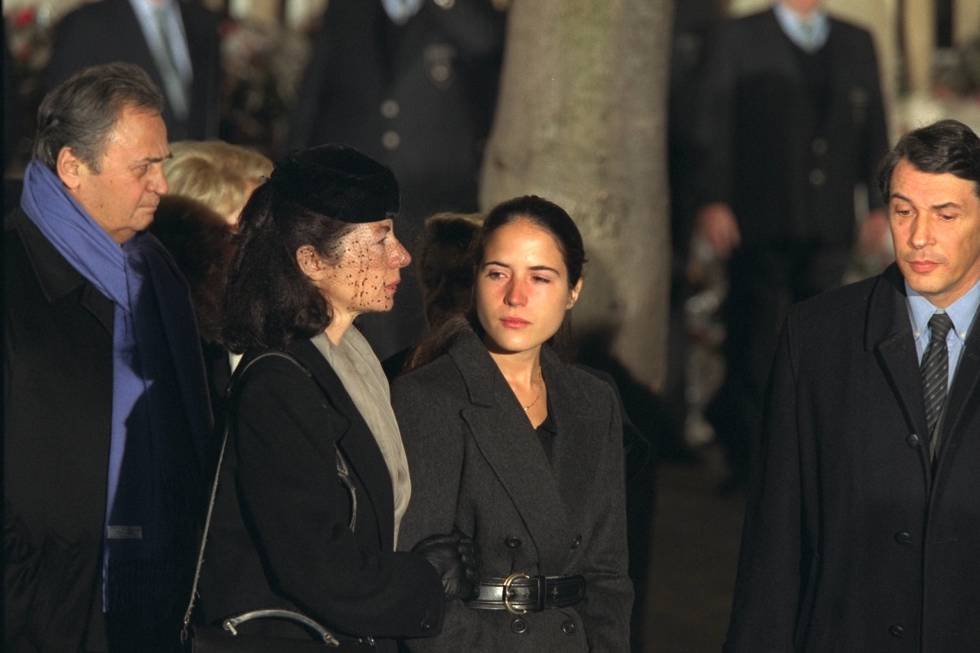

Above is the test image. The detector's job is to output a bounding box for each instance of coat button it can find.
[380,99,399,119]
[894,531,912,545]
[505,536,522,549]
[561,620,576,635]
[906,433,920,448]
[511,617,528,634]
[809,169,826,186]
[382,130,401,150]
[420,619,433,632]
[434,0,456,8]
[571,534,582,549]
[889,623,905,638]
[811,137,828,155]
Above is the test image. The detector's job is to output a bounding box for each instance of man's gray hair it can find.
[33,62,165,173]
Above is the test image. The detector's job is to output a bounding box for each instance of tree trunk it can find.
[480,0,673,388]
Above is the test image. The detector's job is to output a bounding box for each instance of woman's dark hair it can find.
[222,144,399,352]
[477,195,586,288]
[406,195,586,371]
[877,119,980,201]
[222,181,354,352]
[149,195,234,344]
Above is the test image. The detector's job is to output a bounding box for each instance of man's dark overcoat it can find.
[44,0,221,140]
[392,328,633,652]
[198,338,445,653]
[4,208,210,651]
[725,265,980,652]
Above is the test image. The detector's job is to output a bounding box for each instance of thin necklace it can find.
[522,371,544,412]
[522,388,542,412]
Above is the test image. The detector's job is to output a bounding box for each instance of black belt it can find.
[467,573,586,614]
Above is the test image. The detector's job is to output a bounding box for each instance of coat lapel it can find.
[867,267,931,471]
[287,339,395,549]
[933,308,980,481]
[142,236,214,471]
[543,351,605,530]
[450,332,573,571]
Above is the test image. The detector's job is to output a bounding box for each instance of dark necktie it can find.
[921,312,954,452]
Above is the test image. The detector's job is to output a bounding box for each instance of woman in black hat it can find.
[196,145,476,650]
[392,196,632,652]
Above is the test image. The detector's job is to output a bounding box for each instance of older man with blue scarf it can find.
[4,63,211,652]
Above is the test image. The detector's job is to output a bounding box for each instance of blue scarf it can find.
[20,160,212,620]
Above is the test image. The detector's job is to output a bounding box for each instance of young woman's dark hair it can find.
[407,195,586,370]
[221,180,354,352]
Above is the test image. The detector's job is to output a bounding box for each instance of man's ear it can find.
[296,245,326,281]
[56,147,85,191]
[567,277,583,309]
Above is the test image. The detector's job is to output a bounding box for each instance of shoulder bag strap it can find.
[180,350,315,642]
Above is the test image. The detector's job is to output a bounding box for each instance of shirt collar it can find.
[774,2,830,52]
[129,0,178,23]
[905,278,980,343]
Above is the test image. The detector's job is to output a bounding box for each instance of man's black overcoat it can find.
[726,265,980,652]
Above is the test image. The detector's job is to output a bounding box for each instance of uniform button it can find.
[571,534,582,549]
[889,623,905,638]
[811,137,828,155]
[511,617,528,634]
[561,620,576,635]
[420,619,432,632]
[809,169,826,186]
[382,130,400,151]
[434,0,456,8]
[430,63,451,83]
[894,531,912,545]
[380,99,400,119]
[505,536,522,549]
[906,433,920,448]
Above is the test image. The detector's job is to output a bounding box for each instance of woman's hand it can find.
[412,529,480,601]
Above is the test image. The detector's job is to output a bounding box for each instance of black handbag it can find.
[180,352,374,652]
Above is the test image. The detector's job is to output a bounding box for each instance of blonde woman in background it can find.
[164,140,272,225]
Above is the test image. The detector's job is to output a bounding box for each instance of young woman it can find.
[393,195,632,652]
[198,145,475,651]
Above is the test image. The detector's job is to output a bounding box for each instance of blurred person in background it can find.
[288,0,507,365]
[5,62,211,653]
[157,140,272,438]
[45,0,221,140]
[149,194,235,450]
[381,210,483,378]
[693,0,890,492]
[164,139,273,226]
[393,195,632,652]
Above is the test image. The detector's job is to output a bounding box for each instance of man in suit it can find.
[725,119,980,651]
[5,63,211,652]
[694,0,890,489]
[45,0,221,140]
[288,0,506,364]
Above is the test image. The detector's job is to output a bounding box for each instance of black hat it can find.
[269,144,399,223]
